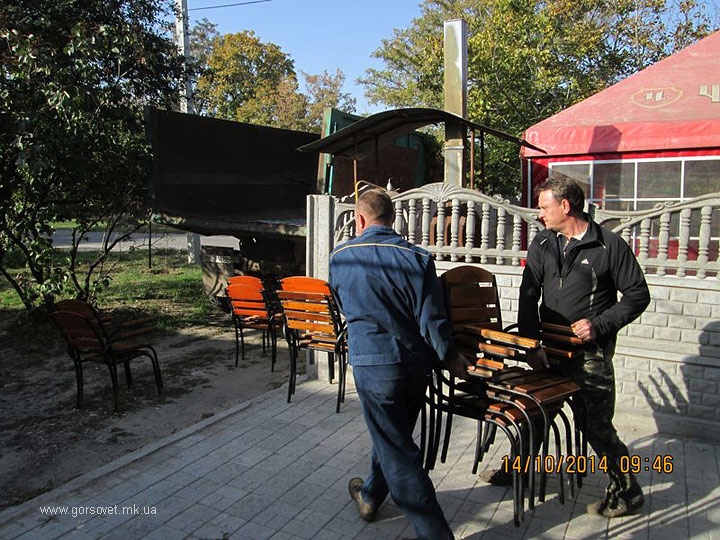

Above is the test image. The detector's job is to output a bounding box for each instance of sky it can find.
[186,0,424,113]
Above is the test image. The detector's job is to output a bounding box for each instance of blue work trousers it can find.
[353,363,454,540]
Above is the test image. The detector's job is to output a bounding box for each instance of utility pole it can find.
[175,0,203,263]
[175,0,194,114]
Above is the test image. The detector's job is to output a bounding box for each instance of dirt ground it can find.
[0,313,292,510]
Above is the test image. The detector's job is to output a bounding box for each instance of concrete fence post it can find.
[307,194,335,281]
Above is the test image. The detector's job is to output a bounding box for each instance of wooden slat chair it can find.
[425,326,542,525]
[54,299,155,341]
[226,276,281,369]
[50,310,163,412]
[430,338,578,523]
[277,276,348,412]
[425,366,528,526]
[481,323,588,503]
[430,265,525,468]
[433,265,587,522]
[463,328,584,506]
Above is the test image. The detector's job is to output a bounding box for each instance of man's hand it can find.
[571,318,596,342]
[444,353,475,381]
[526,347,550,371]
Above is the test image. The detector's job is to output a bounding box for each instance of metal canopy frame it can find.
[296,107,534,188]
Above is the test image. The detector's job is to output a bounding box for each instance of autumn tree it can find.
[304,69,358,131]
[194,30,295,121]
[192,29,356,131]
[361,0,718,196]
[0,0,185,312]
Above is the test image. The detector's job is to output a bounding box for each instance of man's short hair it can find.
[536,175,585,215]
[356,189,394,225]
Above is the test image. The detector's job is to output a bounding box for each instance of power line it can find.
[189,0,272,11]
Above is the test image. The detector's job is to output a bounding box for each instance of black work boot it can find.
[587,477,644,518]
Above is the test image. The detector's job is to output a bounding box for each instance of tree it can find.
[192,29,356,131]
[360,0,718,196]
[194,30,296,121]
[304,69,358,131]
[188,17,220,114]
[0,0,185,312]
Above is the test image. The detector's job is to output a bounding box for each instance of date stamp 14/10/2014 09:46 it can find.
[501,454,674,475]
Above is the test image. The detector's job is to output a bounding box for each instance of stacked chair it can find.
[50,300,163,412]
[276,276,348,412]
[424,265,587,526]
[226,275,282,369]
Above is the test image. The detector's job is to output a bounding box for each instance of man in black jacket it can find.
[517,176,650,518]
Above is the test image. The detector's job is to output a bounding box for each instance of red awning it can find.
[521,30,720,158]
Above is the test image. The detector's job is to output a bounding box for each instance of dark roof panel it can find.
[297,107,525,158]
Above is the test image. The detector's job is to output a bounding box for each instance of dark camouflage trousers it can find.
[556,338,639,497]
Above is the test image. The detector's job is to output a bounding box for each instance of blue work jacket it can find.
[329,225,457,367]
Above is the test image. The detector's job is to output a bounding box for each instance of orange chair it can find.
[276,276,348,411]
[226,276,280,368]
[51,310,163,412]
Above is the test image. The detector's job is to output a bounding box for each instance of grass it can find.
[51,221,181,235]
[97,249,220,329]
[0,249,223,358]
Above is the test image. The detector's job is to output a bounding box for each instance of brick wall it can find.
[436,262,720,442]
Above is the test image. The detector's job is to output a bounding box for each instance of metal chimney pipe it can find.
[443,19,468,187]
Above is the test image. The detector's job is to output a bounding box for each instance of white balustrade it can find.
[317,184,720,279]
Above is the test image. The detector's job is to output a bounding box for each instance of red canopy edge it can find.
[521,31,720,158]
[523,118,720,158]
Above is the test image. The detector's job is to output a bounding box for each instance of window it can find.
[637,161,681,199]
[548,157,720,210]
[684,160,720,198]
[594,162,635,200]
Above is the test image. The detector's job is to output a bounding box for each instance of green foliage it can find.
[188,17,220,117]
[0,1,186,312]
[97,250,213,329]
[303,70,358,131]
[195,30,296,121]
[191,27,356,132]
[0,250,214,356]
[360,0,718,196]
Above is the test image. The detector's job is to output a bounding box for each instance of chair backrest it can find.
[441,265,503,332]
[539,322,581,364]
[277,277,342,341]
[51,310,107,352]
[54,299,97,317]
[227,282,270,320]
[440,265,541,378]
[227,275,263,287]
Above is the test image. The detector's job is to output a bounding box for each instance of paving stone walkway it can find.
[1,377,718,539]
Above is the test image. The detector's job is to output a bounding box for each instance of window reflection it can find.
[685,160,720,197]
[548,158,720,208]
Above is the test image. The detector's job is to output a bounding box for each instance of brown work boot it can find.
[348,478,376,522]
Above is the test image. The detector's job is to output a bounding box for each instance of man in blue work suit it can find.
[329,189,473,540]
